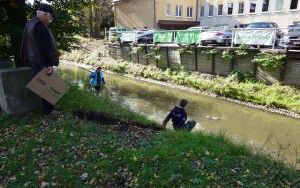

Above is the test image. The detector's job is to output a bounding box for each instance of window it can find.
[176,5,182,17]
[290,0,299,10]
[275,0,284,11]
[209,5,214,16]
[200,6,205,17]
[250,0,256,13]
[187,7,193,18]
[262,0,269,12]
[238,2,244,14]
[166,3,171,16]
[218,4,223,15]
[227,3,233,15]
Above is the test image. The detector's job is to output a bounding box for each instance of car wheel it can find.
[224,38,231,46]
[201,42,207,46]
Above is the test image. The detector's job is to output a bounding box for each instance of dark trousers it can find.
[31,64,54,114]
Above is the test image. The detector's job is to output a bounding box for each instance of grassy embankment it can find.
[0,85,299,187]
[61,38,300,114]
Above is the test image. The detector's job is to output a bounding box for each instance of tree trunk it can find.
[3,0,26,67]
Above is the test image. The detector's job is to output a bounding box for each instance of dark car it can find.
[137,30,154,44]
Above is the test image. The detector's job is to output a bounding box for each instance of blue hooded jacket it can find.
[90,71,105,87]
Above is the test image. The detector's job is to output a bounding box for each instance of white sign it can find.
[234,29,275,46]
[121,32,137,43]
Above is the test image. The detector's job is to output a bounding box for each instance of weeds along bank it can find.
[1,86,300,187]
[60,39,300,116]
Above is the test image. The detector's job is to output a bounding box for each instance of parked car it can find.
[280,25,300,48]
[200,26,232,46]
[120,31,140,44]
[234,24,248,28]
[245,22,282,46]
[109,27,131,43]
[187,26,209,31]
[137,30,154,44]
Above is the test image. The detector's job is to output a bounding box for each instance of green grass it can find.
[0,86,299,187]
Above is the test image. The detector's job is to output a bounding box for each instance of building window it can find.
[227,3,233,15]
[200,6,205,17]
[218,4,223,15]
[290,0,299,10]
[209,5,214,16]
[250,0,257,13]
[176,5,182,17]
[275,0,284,11]
[238,2,244,14]
[166,3,171,16]
[262,0,270,12]
[187,7,193,18]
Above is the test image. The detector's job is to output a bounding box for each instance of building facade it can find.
[198,0,300,28]
[113,0,200,30]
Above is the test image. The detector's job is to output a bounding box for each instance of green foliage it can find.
[253,52,285,69]
[229,71,256,82]
[178,46,194,55]
[201,49,219,56]
[221,50,234,61]
[235,44,249,57]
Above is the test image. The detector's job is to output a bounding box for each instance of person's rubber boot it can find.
[185,120,196,132]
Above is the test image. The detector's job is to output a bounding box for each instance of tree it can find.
[0,0,114,66]
[87,0,114,38]
[0,0,26,66]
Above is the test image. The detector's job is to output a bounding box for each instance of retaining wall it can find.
[108,44,300,87]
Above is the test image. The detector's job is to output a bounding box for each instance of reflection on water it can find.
[59,64,300,167]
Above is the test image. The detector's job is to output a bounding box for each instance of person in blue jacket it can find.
[162,99,196,132]
[90,66,105,91]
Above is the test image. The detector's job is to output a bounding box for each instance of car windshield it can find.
[204,26,228,32]
[246,23,273,28]
[289,27,300,32]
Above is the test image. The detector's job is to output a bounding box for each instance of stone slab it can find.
[0,60,13,69]
[0,67,41,114]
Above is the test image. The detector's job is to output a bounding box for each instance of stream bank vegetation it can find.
[60,39,300,115]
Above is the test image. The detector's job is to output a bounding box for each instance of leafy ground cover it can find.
[0,86,299,187]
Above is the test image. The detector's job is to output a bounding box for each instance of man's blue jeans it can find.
[31,64,54,114]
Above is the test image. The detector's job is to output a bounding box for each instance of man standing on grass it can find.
[21,4,60,115]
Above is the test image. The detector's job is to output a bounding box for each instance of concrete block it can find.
[0,67,41,114]
[0,60,13,69]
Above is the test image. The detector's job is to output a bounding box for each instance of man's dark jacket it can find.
[21,17,59,67]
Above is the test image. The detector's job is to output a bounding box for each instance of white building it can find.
[197,0,300,28]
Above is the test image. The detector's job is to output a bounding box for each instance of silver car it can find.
[200,26,232,46]
[281,25,300,48]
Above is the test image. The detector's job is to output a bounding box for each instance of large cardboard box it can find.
[27,68,69,105]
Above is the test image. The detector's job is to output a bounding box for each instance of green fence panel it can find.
[175,30,201,44]
[154,31,174,43]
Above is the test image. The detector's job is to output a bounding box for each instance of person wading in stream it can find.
[162,99,196,131]
[21,4,60,115]
[90,66,106,92]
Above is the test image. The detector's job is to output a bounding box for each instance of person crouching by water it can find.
[162,99,196,132]
[90,66,105,92]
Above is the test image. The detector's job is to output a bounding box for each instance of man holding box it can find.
[21,4,60,115]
